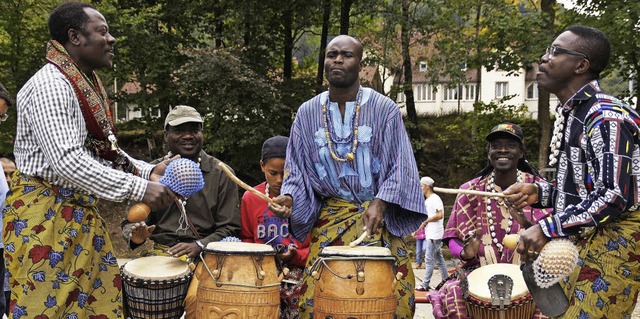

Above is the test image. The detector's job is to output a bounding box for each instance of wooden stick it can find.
[349,232,368,247]
[218,162,283,209]
[433,187,507,198]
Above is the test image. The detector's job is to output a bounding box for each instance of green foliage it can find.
[416,100,541,196]
[174,48,301,183]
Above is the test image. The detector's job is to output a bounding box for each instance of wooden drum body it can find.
[465,263,535,319]
[121,256,193,319]
[313,246,398,319]
[196,242,280,319]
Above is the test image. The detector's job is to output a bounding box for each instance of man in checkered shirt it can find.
[3,2,174,318]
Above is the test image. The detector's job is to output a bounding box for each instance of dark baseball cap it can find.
[486,123,524,142]
[261,136,288,161]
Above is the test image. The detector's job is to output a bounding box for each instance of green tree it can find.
[562,0,640,109]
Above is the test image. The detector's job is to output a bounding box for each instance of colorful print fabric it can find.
[3,172,123,319]
[559,210,640,318]
[297,198,415,319]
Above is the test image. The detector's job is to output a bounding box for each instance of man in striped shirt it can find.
[3,2,174,318]
[505,26,640,318]
[270,35,427,319]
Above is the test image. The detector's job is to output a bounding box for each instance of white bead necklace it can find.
[548,109,566,166]
[485,170,522,253]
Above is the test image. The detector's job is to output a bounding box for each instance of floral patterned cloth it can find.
[298,198,415,319]
[3,172,123,319]
[558,210,640,319]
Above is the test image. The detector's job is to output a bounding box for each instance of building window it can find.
[397,91,405,103]
[495,82,509,98]
[425,84,436,101]
[444,86,458,101]
[527,83,538,99]
[419,61,427,72]
[464,84,477,101]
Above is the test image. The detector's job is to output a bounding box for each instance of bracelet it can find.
[196,240,205,250]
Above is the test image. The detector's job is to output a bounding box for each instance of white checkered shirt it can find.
[13,64,151,202]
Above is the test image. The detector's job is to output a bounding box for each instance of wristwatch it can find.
[196,240,205,250]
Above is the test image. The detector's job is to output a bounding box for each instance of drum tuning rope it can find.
[199,251,280,289]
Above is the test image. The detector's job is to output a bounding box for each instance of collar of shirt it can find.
[560,80,602,113]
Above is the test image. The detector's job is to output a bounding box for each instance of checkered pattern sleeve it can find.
[14,64,148,202]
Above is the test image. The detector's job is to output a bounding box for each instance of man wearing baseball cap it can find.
[427,123,551,317]
[123,105,240,319]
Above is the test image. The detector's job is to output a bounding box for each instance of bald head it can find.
[324,35,363,89]
[326,35,363,60]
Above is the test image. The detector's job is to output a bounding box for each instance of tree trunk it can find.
[283,7,293,80]
[316,0,331,94]
[340,0,355,35]
[474,2,482,103]
[401,0,421,166]
[214,0,224,48]
[537,0,556,170]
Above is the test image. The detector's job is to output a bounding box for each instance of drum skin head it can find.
[320,246,392,257]
[204,241,275,253]
[467,263,528,301]
[123,256,190,280]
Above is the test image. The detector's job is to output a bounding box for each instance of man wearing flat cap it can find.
[122,105,241,319]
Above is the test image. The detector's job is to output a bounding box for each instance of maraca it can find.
[503,234,579,288]
[127,158,205,222]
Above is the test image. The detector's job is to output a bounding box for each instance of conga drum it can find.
[196,242,281,319]
[465,263,536,319]
[312,246,398,319]
[121,256,193,319]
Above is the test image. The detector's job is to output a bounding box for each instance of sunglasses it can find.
[545,45,589,60]
[0,113,7,122]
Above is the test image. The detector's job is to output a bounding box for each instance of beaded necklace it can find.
[485,170,522,253]
[321,88,362,162]
[548,109,566,166]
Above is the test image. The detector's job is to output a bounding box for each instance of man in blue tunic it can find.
[270,35,426,319]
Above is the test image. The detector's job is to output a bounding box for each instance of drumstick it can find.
[349,232,368,247]
[218,162,283,210]
[433,187,507,198]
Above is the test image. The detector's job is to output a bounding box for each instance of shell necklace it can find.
[321,88,362,162]
[548,108,566,166]
[485,169,522,253]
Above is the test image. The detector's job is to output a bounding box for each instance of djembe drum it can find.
[464,263,536,319]
[312,246,399,319]
[196,242,281,319]
[121,256,193,319]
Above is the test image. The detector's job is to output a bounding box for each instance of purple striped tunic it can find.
[281,87,427,241]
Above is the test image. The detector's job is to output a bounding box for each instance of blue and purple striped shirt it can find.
[281,87,427,241]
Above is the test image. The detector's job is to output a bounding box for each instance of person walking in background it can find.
[411,219,427,269]
[269,35,427,319]
[3,3,175,318]
[504,26,640,318]
[416,176,448,292]
[0,83,11,316]
[427,123,551,319]
[123,105,241,319]
[240,135,309,319]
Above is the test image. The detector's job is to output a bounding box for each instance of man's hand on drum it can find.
[503,182,539,210]
[516,224,550,261]
[130,222,156,244]
[168,242,201,259]
[269,195,293,219]
[277,246,298,263]
[363,199,387,238]
[461,230,480,261]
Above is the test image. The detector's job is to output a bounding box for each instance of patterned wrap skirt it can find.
[3,172,123,319]
[297,197,415,319]
[559,210,640,319]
